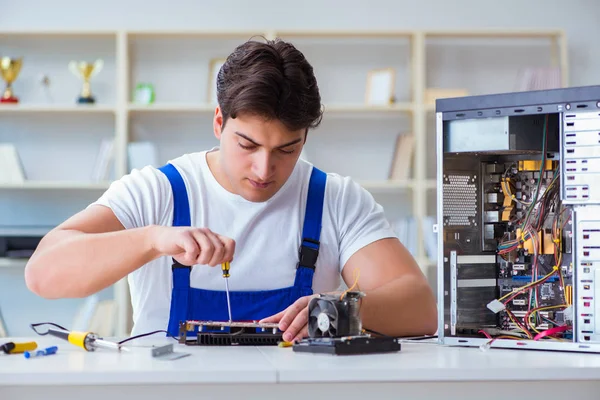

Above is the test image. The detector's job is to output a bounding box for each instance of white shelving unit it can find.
[0,29,568,336]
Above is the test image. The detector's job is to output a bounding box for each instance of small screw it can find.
[566,103,571,110]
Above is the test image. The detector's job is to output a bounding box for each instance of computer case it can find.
[436,85,600,352]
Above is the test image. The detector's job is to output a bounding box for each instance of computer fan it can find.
[308,292,362,338]
[295,291,401,355]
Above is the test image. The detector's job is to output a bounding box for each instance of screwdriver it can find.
[221,261,233,322]
[1,341,37,354]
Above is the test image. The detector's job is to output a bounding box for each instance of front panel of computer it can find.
[436,87,600,352]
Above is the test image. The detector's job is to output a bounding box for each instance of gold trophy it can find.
[0,57,23,103]
[69,59,103,104]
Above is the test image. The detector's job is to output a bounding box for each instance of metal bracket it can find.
[151,343,191,361]
[450,251,457,336]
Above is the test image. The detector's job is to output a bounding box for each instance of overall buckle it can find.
[296,238,319,270]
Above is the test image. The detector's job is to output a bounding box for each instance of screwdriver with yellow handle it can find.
[46,328,125,352]
[1,341,37,354]
[222,261,233,322]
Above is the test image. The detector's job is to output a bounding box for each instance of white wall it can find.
[2,0,599,87]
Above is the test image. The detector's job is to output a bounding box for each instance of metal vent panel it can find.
[443,174,477,226]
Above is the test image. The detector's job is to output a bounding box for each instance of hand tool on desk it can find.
[46,328,127,352]
[221,261,233,322]
[0,341,37,354]
[24,346,58,359]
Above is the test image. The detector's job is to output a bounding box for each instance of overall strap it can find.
[158,163,192,287]
[294,167,327,292]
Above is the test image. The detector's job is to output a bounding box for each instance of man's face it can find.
[213,108,305,202]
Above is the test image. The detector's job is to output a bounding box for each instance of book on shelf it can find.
[514,67,561,91]
[0,143,26,184]
[91,138,114,182]
[388,133,414,181]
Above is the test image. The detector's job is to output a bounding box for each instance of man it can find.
[25,38,437,342]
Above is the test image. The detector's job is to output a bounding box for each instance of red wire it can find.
[533,325,570,341]
[479,330,492,339]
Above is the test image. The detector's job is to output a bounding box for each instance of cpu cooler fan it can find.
[308,292,362,338]
[296,291,401,355]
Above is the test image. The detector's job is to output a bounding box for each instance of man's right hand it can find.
[149,226,236,267]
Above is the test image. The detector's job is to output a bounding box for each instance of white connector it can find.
[487,299,506,313]
[563,305,573,322]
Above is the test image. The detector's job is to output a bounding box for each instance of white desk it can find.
[1,336,600,400]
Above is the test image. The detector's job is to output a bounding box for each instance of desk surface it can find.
[2,336,600,399]
[2,336,600,385]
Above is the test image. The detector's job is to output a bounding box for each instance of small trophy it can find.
[69,59,103,104]
[0,57,23,103]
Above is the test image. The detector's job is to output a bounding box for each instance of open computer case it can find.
[436,85,600,352]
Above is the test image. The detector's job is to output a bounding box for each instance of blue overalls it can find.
[158,163,327,337]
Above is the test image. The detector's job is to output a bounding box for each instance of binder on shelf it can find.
[91,138,114,182]
[0,144,26,184]
[388,133,414,181]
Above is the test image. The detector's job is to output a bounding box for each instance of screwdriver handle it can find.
[221,261,230,278]
[1,341,37,354]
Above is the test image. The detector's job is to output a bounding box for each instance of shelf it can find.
[0,181,111,190]
[127,102,414,114]
[0,29,563,39]
[417,257,437,268]
[128,103,215,113]
[0,258,28,268]
[425,103,437,112]
[359,180,414,192]
[425,29,564,39]
[0,30,117,37]
[359,180,435,193]
[325,103,414,114]
[274,30,414,39]
[425,180,437,189]
[127,30,265,39]
[0,104,116,113]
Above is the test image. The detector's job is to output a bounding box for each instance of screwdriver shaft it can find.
[221,261,233,322]
[224,278,233,322]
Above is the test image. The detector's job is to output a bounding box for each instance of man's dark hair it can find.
[216,38,323,132]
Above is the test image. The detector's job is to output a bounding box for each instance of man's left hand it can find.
[260,295,317,342]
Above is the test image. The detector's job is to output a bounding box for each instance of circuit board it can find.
[178,320,283,346]
[443,154,573,341]
[489,160,573,335]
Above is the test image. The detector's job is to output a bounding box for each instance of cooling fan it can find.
[308,292,362,338]
[294,291,401,355]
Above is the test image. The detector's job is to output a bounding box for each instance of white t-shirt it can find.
[92,149,397,336]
